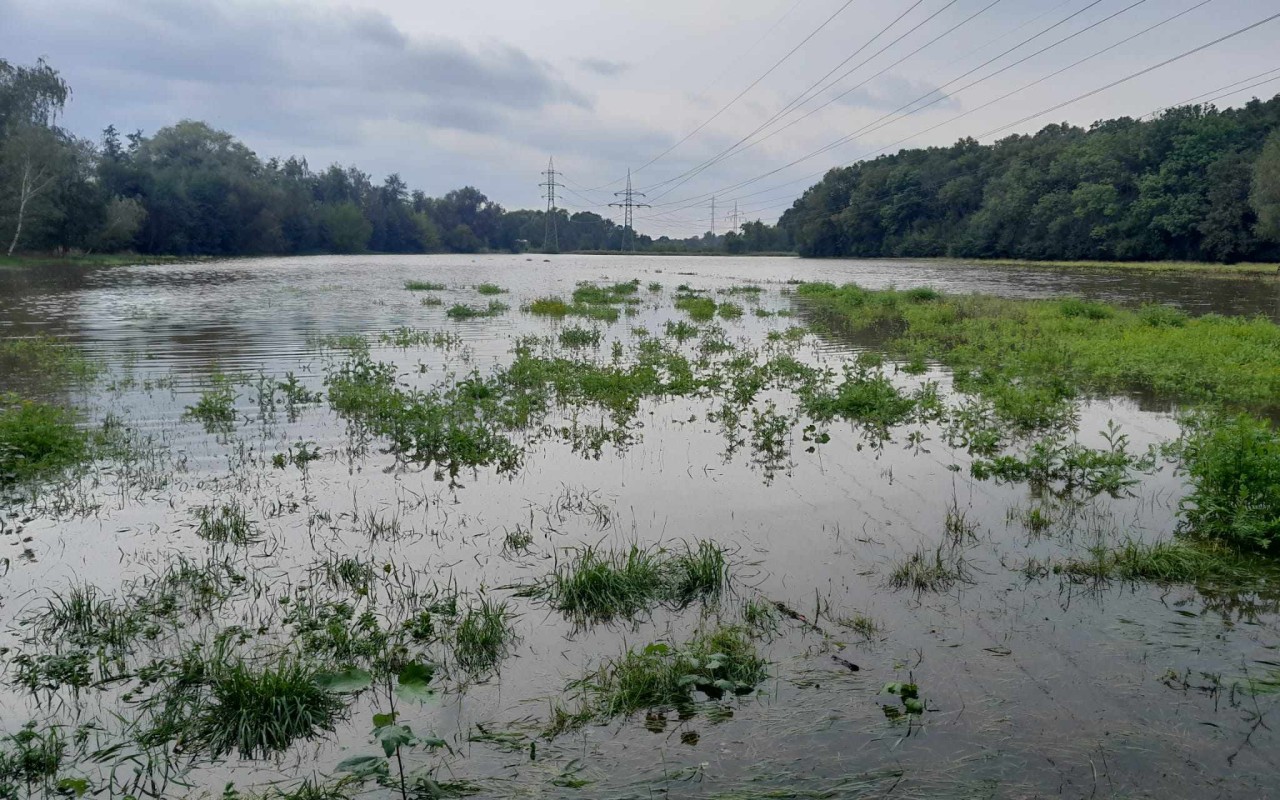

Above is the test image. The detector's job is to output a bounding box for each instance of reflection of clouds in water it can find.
[1,253,1278,795]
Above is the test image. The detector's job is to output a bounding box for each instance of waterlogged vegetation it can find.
[797,282,1280,410]
[4,262,1280,797]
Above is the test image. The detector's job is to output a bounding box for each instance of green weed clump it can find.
[326,356,521,477]
[535,541,729,622]
[796,282,1280,412]
[675,294,716,321]
[196,502,258,545]
[404,280,446,291]
[446,300,508,319]
[559,326,602,348]
[551,626,766,734]
[800,365,916,433]
[0,723,66,798]
[572,281,640,306]
[1180,413,1280,550]
[453,598,517,673]
[528,297,571,317]
[717,302,744,320]
[184,375,238,431]
[0,336,99,385]
[1055,539,1256,583]
[1059,298,1114,320]
[476,283,507,295]
[32,584,142,651]
[0,396,88,487]
[528,296,620,322]
[183,657,345,759]
[888,542,966,592]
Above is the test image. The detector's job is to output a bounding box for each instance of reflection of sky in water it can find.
[0,254,1277,798]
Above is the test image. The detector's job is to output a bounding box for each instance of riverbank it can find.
[927,256,1280,276]
[0,253,207,270]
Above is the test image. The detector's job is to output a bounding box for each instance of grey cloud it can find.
[0,0,591,145]
[576,58,630,77]
[832,75,960,113]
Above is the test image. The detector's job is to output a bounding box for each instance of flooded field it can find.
[2,254,1280,799]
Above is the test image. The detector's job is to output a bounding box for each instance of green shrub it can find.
[0,397,88,486]
[1059,298,1114,320]
[1138,303,1189,327]
[1181,414,1280,550]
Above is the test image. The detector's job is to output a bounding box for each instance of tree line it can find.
[0,58,789,259]
[780,94,1280,263]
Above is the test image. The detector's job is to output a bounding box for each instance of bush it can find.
[1059,298,1113,320]
[1137,303,1189,327]
[1181,414,1280,550]
[0,397,88,486]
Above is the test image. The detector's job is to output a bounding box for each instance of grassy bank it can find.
[0,253,202,270]
[926,257,1280,277]
[568,250,798,257]
[796,282,1280,411]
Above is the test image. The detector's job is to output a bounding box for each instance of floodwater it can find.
[2,254,1280,799]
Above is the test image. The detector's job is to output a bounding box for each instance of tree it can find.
[96,196,147,252]
[1,125,68,254]
[0,58,72,255]
[1251,130,1280,242]
[319,203,371,253]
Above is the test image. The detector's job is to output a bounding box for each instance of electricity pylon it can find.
[540,157,561,252]
[609,168,649,251]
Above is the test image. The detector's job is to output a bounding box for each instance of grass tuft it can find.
[0,396,88,487]
[454,598,517,673]
[185,657,345,759]
[535,541,729,622]
[549,626,766,734]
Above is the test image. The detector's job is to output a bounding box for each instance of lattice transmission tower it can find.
[540,157,561,252]
[609,168,649,251]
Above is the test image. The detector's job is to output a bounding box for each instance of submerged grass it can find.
[404,280,446,291]
[196,501,258,545]
[0,396,88,487]
[184,657,345,759]
[550,626,766,734]
[1180,413,1280,551]
[0,336,99,385]
[558,326,602,348]
[447,300,509,320]
[797,282,1280,412]
[1055,538,1260,584]
[527,296,621,322]
[535,541,729,622]
[572,281,640,306]
[454,598,517,673]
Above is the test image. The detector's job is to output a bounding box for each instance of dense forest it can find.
[0,57,787,258]
[781,95,1280,262]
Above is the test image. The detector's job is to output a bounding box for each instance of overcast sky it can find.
[3,0,1278,237]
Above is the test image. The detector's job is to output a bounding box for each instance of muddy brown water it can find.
[1,254,1279,798]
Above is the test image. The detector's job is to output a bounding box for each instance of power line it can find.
[578,0,806,192]
[540,157,562,252]
[977,10,1280,139]
[1139,65,1280,120]
[646,0,1114,212]
[628,0,861,178]
[643,0,982,199]
[609,169,650,250]
[658,8,1276,231]
[649,0,1162,214]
